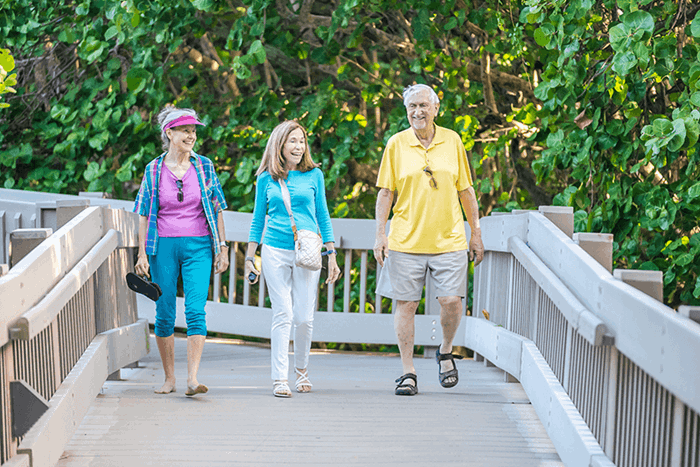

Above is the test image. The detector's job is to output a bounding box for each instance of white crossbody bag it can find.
[278,179,323,271]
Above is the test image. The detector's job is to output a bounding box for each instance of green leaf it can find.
[675,253,695,267]
[105,26,118,40]
[612,51,637,76]
[445,17,458,30]
[691,92,700,107]
[534,27,551,47]
[0,49,14,73]
[653,118,673,136]
[126,67,152,93]
[690,11,700,38]
[190,0,214,11]
[687,182,700,199]
[83,162,104,182]
[609,24,629,51]
[667,120,686,152]
[88,131,110,150]
[248,40,266,65]
[622,10,654,41]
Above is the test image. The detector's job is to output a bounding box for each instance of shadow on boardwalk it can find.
[57,336,563,467]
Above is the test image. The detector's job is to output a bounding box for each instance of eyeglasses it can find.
[176,180,184,202]
[423,166,437,189]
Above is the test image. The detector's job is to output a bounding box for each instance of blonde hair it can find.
[156,106,201,150]
[256,120,319,181]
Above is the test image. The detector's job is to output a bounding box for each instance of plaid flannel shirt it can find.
[133,151,228,256]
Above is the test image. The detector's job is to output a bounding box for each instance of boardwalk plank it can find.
[57,336,563,467]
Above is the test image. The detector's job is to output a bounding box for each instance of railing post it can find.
[574,233,614,274]
[670,395,685,467]
[56,199,90,230]
[538,206,574,238]
[9,228,53,268]
[678,305,700,325]
[613,269,664,302]
[424,275,441,358]
[603,346,619,458]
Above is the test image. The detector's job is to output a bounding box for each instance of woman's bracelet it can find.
[322,250,337,256]
[245,256,255,263]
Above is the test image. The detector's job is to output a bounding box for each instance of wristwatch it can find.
[245,256,255,263]
[219,241,228,248]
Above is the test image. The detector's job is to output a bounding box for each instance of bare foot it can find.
[185,379,208,396]
[155,379,176,394]
[295,368,312,393]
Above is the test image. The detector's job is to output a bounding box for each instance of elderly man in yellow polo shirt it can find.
[374,84,484,396]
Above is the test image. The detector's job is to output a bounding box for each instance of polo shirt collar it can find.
[407,124,446,150]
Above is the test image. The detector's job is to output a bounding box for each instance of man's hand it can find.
[469,233,484,266]
[373,233,389,267]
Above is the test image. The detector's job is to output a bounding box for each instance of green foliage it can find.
[3,0,700,306]
[0,48,16,109]
[524,0,700,306]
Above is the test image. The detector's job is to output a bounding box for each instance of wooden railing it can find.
[0,198,149,467]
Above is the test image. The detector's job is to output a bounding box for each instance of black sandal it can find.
[394,373,418,396]
[435,346,464,388]
[126,273,162,302]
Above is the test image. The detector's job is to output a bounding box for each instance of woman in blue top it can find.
[245,120,340,397]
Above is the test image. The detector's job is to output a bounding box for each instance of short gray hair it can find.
[156,106,201,150]
[402,84,440,107]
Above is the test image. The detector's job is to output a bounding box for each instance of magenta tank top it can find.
[157,164,210,237]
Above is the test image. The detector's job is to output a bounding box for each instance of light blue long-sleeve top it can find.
[248,168,335,250]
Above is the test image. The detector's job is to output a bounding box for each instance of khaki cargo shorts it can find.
[375,249,468,301]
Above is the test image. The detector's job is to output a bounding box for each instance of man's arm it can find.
[458,186,484,266]
[373,188,394,267]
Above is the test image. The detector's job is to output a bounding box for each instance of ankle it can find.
[440,344,452,354]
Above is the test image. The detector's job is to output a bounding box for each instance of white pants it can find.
[262,244,321,381]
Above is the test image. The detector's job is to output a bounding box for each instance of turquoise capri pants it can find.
[149,236,213,337]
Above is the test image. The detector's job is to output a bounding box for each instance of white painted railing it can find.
[0,197,149,467]
[470,208,700,467]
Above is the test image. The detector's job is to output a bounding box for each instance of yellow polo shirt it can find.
[376,125,473,254]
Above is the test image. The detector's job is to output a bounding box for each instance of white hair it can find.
[402,84,440,107]
[157,107,200,150]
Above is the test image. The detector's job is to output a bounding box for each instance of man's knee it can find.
[395,301,419,317]
[438,296,462,310]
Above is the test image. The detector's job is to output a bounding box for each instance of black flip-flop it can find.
[126,272,162,301]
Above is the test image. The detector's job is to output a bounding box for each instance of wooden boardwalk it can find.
[57,336,563,467]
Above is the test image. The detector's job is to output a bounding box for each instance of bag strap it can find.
[278,179,298,241]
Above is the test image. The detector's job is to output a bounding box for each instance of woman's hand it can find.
[135,254,150,278]
[245,257,260,284]
[214,247,230,274]
[325,253,340,284]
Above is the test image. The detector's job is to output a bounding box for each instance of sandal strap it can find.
[435,347,464,362]
[273,381,291,396]
[394,373,417,385]
[294,368,313,390]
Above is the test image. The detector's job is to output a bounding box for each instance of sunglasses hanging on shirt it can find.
[176,179,184,202]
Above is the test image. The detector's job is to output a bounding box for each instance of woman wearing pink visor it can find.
[133,106,229,396]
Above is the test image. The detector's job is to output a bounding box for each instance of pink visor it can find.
[163,115,205,130]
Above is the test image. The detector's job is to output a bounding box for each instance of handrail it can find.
[525,212,700,413]
[509,236,607,346]
[0,207,104,348]
[9,230,119,341]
